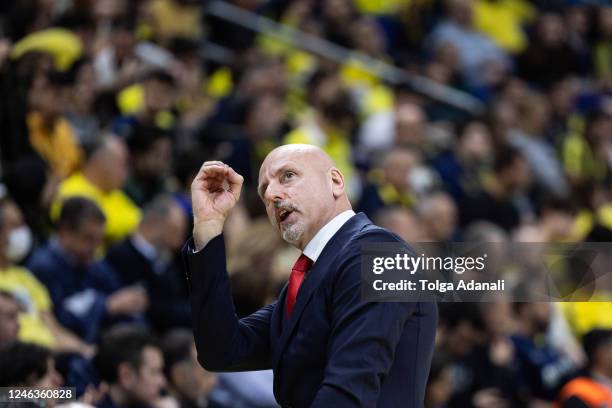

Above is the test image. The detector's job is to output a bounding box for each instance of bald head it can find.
[258,144,351,249]
[85,135,129,192]
[260,145,334,178]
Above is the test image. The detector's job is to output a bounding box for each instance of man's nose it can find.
[263,181,285,202]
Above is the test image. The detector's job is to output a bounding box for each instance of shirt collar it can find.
[303,210,355,262]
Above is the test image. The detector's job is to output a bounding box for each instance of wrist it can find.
[193,218,224,251]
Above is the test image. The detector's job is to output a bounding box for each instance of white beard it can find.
[281,222,304,244]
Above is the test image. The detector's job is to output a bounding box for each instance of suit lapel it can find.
[271,213,370,370]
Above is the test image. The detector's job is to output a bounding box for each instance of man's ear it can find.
[330,168,345,199]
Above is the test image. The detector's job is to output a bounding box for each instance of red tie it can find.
[285,254,313,317]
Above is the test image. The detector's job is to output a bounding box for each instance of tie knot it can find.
[293,254,313,272]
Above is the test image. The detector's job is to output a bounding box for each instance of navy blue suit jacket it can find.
[183,213,437,407]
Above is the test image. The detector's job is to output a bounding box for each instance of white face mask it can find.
[7,226,33,262]
[408,166,436,195]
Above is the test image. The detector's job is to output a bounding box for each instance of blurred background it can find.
[0,0,611,407]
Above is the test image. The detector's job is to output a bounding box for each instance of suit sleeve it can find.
[310,230,423,408]
[184,234,273,372]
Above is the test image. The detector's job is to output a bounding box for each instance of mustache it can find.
[274,200,298,212]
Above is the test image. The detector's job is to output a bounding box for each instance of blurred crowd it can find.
[0,0,612,407]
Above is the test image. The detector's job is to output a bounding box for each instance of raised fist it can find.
[191,161,244,250]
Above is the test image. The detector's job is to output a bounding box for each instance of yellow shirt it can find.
[148,0,203,40]
[474,0,535,53]
[561,302,612,338]
[0,265,55,347]
[54,172,141,243]
[28,112,83,179]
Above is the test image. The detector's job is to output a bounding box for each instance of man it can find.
[459,146,534,232]
[94,326,166,408]
[123,125,173,207]
[28,197,148,342]
[418,192,458,243]
[0,197,95,356]
[357,147,422,217]
[26,68,84,179]
[53,135,141,243]
[106,195,190,332]
[0,290,19,347]
[184,144,437,407]
[161,329,219,408]
[556,329,612,407]
[373,206,425,243]
[511,302,576,402]
[0,341,62,388]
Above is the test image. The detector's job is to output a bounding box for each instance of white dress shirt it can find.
[303,210,356,262]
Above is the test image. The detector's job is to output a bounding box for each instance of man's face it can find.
[425,197,457,241]
[59,219,105,265]
[126,346,166,405]
[526,302,551,333]
[138,138,172,178]
[144,79,175,113]
[172,344,217,402]
[161,205,188,251]
[0,295,19,345]
[258,148,338,249]
[100,139,129,190]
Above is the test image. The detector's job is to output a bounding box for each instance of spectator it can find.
[0,290,19,347]
[425,352,454,408]
[358,147,422,217]
[373,206,425,243]
[460,146,534,231]
[161,329,218,408]
[113,70,178,137]
[562,110,612,188]
[94,326,166,408]
[0,341,62,388]
[428,0,510,86]
[106,195,189,332]
[26,69,83,179]
[0,193,34,263]
[147,0,203,43]
[448,301,522,407]
[431,121,493,203]
[511,301,577,402]
[28,197,147,342]
[65,59,102,149]
[93,16,142,90]
[53,135,141,244]
[508,92,569,198]
[123,125,173,207]
[517,13,586,87]
[358,100,429,154]
[2,157,58,243]
[418,192,459,242]
[556,329,612,407]
[472,0,535,53]
[0,197,93,356]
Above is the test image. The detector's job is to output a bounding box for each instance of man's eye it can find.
[282,172,295,181]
